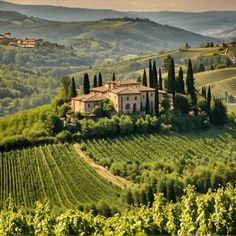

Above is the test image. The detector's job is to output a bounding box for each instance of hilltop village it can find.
[0,32,63,48]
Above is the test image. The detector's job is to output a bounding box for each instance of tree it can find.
[83,73,90,94]
[201,87,207,99]
[207,86,211,112]
[155,85,159,116]
[69,77,77,99]
[93,75,98,88]
[98,72,103,87]
[60,76,71,102]
[163,55,172,72]
[173,94,190,114]
[176,67,185,94]
[198,64,205,72]
[186,59,197,104]
[153,61,158,88]
[142,69,148,86]
[112,72,116,81]
[159,67,163,90]
[145,92,150,114]
[210,99,227,125]
[168,58,176,96]
[149,60,154,88]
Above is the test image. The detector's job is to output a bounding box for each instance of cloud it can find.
[6,0,236,11]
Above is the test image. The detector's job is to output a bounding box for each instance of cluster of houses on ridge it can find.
[0,32,62,48]
[71,79,172,114]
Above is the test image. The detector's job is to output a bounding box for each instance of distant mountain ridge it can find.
[0,0,236,37]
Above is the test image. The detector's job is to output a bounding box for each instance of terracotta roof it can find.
[116,80,140,85]
[137,86,155,92]
[110,87,141,95]
[90,86,109,93]
[72,94,105,102]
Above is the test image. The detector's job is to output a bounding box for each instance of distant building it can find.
[0,32,61,48]
[71,80,171,114]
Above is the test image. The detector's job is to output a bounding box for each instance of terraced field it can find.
[0,144,121,209]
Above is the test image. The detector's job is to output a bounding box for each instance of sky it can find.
[5,0,236,11]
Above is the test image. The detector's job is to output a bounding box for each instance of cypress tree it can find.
[168,58,176,96]
[176,67,185,94]
[149,60,154,88]
[207,86,211,112]
[142,69,147,86]
[186,59,197,103]
[93,75,97,88]
[70,77,77,98]
[153,61,158,88]
[145,92,150,114]
[83,73,90,94]
[201,86,207,99]
[155,84,159,116]
[112,72,116,81]
[159,67,163,90]
[98,72,103,87]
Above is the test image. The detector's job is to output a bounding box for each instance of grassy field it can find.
[0,144,121,210]
[195,68,236,98]
[71,47,224,83]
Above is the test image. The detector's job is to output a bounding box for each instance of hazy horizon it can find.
[3,0,236,12]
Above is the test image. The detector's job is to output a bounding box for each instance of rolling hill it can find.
[195,68,236,98]
[0,12,218,54]
[0,0,236,37]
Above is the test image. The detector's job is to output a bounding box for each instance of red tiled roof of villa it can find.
[71,94,105,102]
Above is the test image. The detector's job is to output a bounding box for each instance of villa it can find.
[71,80,170,114]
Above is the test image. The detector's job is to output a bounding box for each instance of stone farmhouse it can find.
[71,80,171,114]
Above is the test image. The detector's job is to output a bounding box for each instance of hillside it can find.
[0,14,218,53]
[0,144,121,209]
[81,125,236,201]
[137,11,236,37]
[195,68,236,98]
[0,1,236,37]
[71,47,227,83]
[0,64,60,116]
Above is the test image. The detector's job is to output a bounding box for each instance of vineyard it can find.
[81,126,236,201]
[82,126,236,166]
[0,144,121,209]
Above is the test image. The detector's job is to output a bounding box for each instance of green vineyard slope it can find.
[0,144,121,209]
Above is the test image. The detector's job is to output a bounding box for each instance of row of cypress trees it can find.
[83,72,103,94]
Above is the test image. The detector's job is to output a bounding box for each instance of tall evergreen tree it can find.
[98,72,103,86]
[168,58,176,95]
[93,75,98,88]
[186,59,197,103]
[142,69,148,86]
[69,77,77,98]
[83,73,90,94]
[201,86,207,99]
[207,86,212,111]
[60,76,71,102]
[159,67,163,90]
[153,61,158,88]
[145,92,150,114]
[149,60,154,88]
[176,67,185,94]
[112,72,116,81]
[155,85,159,116]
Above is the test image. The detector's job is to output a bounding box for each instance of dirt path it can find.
[74,144,132,188]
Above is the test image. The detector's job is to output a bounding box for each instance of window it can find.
[88,104,90,108]
[143,95,145,98]
[150,93,153,97]
[127,97,129,101]
[135,96,137,101]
